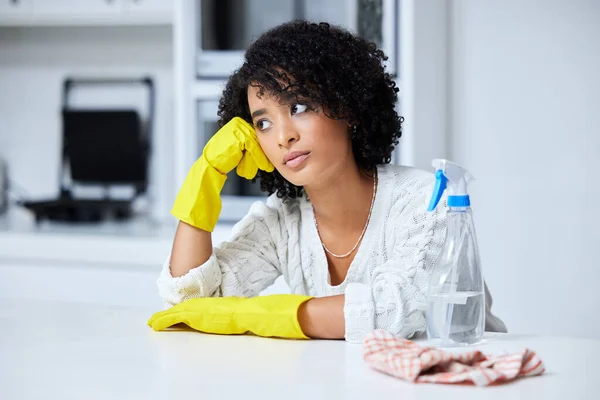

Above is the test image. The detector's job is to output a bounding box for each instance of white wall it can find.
[0,25,174,220]
[449,0,600,338]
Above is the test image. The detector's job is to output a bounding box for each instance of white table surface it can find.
[0,299,596,400]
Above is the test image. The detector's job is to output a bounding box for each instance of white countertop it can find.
[0,299,596,400]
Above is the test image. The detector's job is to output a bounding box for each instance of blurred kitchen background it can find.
[0,1,598,340]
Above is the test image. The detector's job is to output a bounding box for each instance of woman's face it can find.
[247,84,354,187]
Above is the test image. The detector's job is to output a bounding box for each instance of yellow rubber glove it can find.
[171,117,274,232]
[148,294,312,339]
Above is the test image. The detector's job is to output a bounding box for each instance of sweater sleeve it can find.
[343,176,447,343]
[157,196,285,305]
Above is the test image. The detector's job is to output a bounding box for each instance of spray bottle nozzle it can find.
[427,170,447,211]
[427,159,474,211]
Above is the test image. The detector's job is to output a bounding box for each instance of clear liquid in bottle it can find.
[426,291,485,347]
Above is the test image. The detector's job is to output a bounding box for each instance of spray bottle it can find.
[426,159,485,347]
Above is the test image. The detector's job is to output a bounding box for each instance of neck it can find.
[304,162,376,231]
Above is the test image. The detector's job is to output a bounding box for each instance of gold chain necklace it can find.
[313,172,378,259]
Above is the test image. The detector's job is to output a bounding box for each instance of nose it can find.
[277,121,300,149]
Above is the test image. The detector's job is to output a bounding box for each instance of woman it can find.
[149,21,506,343]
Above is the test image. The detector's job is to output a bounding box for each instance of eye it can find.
[255,119,272,131]
[291,103,309,115]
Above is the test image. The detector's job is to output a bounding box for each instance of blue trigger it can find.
[427,170,447,211]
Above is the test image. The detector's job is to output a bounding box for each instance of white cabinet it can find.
[0,261,291,307]
[0,220,286,308]
[31,0,121,16]
[0,261,164,309]
[122,0,172,17]
[0,223,172,308]
[0,0,173,25]
[0,0,32,16]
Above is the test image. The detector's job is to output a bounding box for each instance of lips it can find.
[283,151,311,164]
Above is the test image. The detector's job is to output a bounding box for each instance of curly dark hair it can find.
[217,20,402,200]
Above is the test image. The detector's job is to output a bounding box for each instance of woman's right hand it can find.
[170,117,274,232]
[203,117,274,178]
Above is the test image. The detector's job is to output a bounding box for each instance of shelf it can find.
[0,14,172,27]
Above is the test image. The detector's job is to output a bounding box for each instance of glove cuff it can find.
[240,295,313,339]
[171,155,227,232]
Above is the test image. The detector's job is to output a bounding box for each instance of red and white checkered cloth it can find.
[363,330,545,386]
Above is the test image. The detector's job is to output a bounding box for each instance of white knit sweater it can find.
[157,164,506,343]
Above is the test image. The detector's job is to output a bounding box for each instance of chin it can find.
[278,166,313,187]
